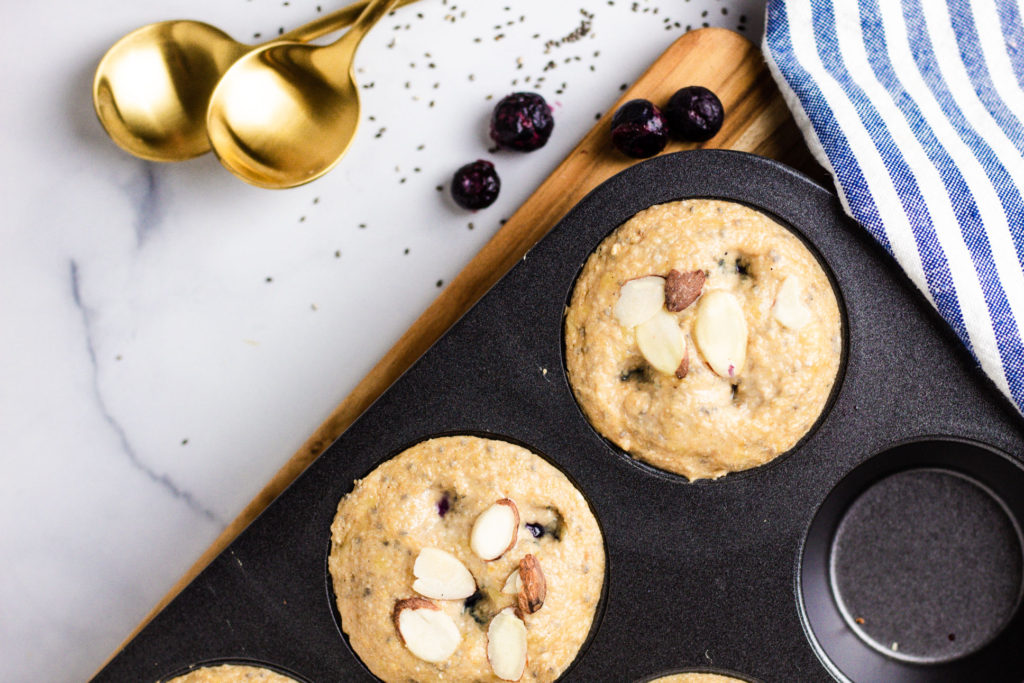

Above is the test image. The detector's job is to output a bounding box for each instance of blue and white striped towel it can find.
[763,0,1024,415]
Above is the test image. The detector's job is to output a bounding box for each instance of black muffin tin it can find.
[93,151,1024,683]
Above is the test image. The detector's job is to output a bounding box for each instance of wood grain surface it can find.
[107,27,823,661]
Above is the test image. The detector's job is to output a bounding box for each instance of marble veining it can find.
[70,260,220,521]
[126,164,163,246]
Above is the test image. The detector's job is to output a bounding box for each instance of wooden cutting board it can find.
[110,26,823,657]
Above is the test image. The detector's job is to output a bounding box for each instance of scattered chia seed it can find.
[436,279,444,287]
[544,9,594,52]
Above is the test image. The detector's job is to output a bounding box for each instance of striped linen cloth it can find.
[763,0,1024,415]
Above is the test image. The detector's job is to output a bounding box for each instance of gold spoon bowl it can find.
[206,0,401,188]
[92,0,410,162]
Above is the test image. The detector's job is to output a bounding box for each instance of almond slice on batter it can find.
[470,499,519,561]
[773,275,813,330]
[412,547,476,600]
[636,310,687,376]
[487,607,528,681]
[502,569,522,595]
[517,554,546,614]
[393,597,462,663]
[665,269,706,312]
[613,276,666,328]
[694,290,748,378]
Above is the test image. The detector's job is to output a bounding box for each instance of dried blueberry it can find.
[437,493,450,517]
[619,365,651,383]
[610,99,669,158]
[463,590,492,625]
[490,92,554,151]
[450,160,500,210]
[526,522,544,538]
[665,86,724,142]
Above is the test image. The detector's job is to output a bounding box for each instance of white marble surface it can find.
[0,1,766,680]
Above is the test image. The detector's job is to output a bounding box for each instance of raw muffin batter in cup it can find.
[649,674,749,683]
[164,664,299,683]
[329,436,605,682]
[565,199,842,480]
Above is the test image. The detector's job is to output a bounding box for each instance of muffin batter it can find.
[164,664,299,683]
[565,199,842,480]
[329,436,605,682]
[649,674,749,683]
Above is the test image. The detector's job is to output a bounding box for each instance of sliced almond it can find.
[517,554,546,614]
[613,276,666,328]
[694,290,748,378]
[487,607,528,681]
[773,275,813,330]
[412,547,476,600]
[675,353,689,380]
[636,310,687,376]
[470,499,519,561]
[501,569,522,595]
[393,597,462,663]
[664,269,706,312]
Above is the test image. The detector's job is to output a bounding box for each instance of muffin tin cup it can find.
[799,437,1024,682]
[321,431,612,682]
[159,659,313,683]
[636,668,764,682]
[94,151,1024,683]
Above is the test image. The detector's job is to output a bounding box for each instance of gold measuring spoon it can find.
[93,0,412,162]
[205,0,402,188]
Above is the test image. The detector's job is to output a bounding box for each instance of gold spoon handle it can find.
[279,0,415,44]
[325,0,406,63]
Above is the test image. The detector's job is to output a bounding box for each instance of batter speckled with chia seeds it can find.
[649,674,750,683]
[164,665,300,683]
[329,436,604,682]
[565,199,842,480]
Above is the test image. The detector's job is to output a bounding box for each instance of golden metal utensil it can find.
[93,0,412,162]
[205,0,402,188]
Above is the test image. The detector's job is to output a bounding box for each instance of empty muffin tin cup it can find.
[799,438,1024,682]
